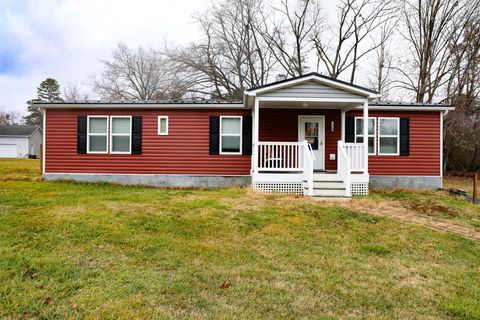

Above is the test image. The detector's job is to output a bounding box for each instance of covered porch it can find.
[245,73,379,197]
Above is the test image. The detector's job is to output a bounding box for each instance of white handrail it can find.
[303,140,314,196]
[337,141,351,197]
[257,141,305,171]
[344,143,365,172]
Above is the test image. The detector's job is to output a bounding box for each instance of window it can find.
[158,116,168,135]
[355,117,376,155]
[220,116,242,154]
[110,116,131,154]
[87,116,108,153]
[378,117,399,155]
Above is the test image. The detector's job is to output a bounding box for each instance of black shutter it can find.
[345,117,355,143]
[400,118,410,156]
[131,116,142,155]
[209,116,220,155]
[242,116,252,155]
[77,116,87,154]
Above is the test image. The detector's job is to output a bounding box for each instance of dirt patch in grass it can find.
[332,196,480,241]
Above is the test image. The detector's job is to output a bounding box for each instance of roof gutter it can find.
[356,105,455,111]
[37,103,248,109]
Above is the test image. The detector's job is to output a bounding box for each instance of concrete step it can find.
[308,180,345,189]
[310,188,347,197]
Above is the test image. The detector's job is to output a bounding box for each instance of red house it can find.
[38,73,453,197]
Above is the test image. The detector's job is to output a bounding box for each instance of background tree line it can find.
[18,0,480,173]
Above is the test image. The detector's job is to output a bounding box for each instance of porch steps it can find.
[303,179,351,198]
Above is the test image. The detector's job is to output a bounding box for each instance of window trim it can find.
[109,116,132,154]
[157,116,169,135]
[354,117,376,155]
[87,116,109,154]
[219,116,242,155]
[378,117,400,156]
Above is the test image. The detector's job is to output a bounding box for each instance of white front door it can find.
[299,116,325,170]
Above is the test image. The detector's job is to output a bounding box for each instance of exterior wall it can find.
[259,81,364,100]
[259,108,341,171]
[348,110,441,177]
[0,137,29,157]
[28,130,43,157]
[44,173,250,188]
[45,109,251,175]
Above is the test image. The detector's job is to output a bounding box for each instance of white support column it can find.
[341,109,346,141]
[253,98,260,176]
[362,101,369,174]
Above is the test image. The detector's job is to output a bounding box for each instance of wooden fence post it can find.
[40,144,43,180]
[474,173,477,205]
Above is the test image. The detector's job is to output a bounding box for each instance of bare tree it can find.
[63,82,89,102]
[259,0,321,77]
[93,43,188,100]
[0,109,23,125]
[368,20,397,98]
[168,0,276,99]
[397,0,479,103]
[313,0,398,83]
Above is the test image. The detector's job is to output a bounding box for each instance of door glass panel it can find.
[304,122,319,150]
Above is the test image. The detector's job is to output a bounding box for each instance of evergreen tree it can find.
[24,78,63,126]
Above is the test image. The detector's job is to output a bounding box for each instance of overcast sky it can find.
[0,0,209,113]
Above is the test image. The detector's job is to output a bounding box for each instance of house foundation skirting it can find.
[369,176,441,189]
[43,173,251,188]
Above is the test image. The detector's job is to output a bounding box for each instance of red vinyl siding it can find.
[348,111,441,176]
[259,108,341,171]
[45,109,251,175]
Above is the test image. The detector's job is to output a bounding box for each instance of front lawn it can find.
[0,160,479,319]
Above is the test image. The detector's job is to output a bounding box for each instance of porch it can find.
[245,73,378,197]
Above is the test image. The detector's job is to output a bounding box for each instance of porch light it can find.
[302,102,309,108]
[331,121,335,133]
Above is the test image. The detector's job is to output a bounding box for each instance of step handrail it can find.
[337,141,352,197]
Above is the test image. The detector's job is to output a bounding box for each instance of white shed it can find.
[0,125,43,158]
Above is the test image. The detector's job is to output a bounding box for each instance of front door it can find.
[299,116,324,170]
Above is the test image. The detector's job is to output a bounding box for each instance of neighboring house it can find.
[37,73,453,197]
[0,125,43,158]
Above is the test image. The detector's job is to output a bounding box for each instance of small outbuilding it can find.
[0,125,43,158]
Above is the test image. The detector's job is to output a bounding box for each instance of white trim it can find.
[256,96,369,103]
[246,74,379,98]
[219,116,242,155]
[38,103,246,109]
[42,109,46,175]
[357,106,454,111]
[440,111,444,186]
[298,115,326,171]
[378,117,400,156]
[157,116,169,135]
[109,116,132,154]
[87,116,109,154]
[354,117,376,155]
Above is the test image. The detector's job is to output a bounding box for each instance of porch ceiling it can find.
[258,100,364,109]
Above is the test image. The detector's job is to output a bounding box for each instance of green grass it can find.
[0,160,479,319]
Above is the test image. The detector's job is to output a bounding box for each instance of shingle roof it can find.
[0,125,40,136]
[36,99,243,105]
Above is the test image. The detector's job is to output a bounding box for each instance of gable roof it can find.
[246,72,379,98]
[0,125,41,137]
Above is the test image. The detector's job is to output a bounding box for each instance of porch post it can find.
[253,98,260,175]
[341,109,346,141]
[362,101,369,173]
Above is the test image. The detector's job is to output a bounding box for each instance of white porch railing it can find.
[337,141,352,197]
[344,143,366,172]
[257,142,305,171]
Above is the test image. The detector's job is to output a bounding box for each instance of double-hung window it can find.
[378,117,399,155]
[110,116,132,154]
[87,116,108,153]
[220,116,242,154]
[355,117,376,155]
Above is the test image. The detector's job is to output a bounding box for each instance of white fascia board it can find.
[246,74,380,99]
[37,103,247,109]
[359,106,455,111]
